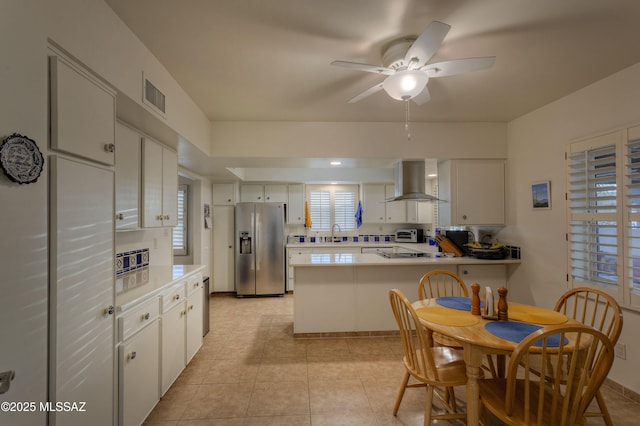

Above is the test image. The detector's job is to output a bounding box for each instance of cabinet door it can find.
[49,56,115,166]
[161,302,186,395]
[385,184,406,223]
[213,206,235,292]
[287,184,305,224]
[115,123,140,230]
[119,321,160,426]
[162,148,178,227]
[455,160,505,225]
[50,156,114,426]
[186,284,203,363]
[240,184,264,202]
[264,184,287,202]
[141,139,163,227]
[457,264,506,291]
[362,184,385,223]
[406,201,433,224]
[213,183,236,205]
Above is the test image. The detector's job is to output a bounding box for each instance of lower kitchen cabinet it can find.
[457,264,507,290]
[161,286,186,396]
[186,274,204,363]
[118,320,160,426]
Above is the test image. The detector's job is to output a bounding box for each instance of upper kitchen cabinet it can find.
[385,184,406,223]
[437,159,505,226]
[240,184,288,203]
[287,184,305,224]
[240,184,264,202]
[141,138,178,228]
[361,184,386,223]
[115,123,141,230]
[49,55,115,166]
[212,183,237,205]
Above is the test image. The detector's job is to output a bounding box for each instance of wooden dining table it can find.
[411,297,576,426]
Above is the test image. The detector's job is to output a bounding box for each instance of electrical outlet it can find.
[615,342,626,360]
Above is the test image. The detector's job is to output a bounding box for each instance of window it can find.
[567,128,640,309]
[306,184,358,231]
[173,184,188,255]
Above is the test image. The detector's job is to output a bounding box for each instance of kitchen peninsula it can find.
[290,247,519,335]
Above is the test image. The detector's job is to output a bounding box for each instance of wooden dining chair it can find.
[553,287,623,425]
[388,289,468,424]
[479,324,615,426]
[418,269,469,300]
[418,270,497,377]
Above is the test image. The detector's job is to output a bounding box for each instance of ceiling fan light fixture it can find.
[383,70,429,101]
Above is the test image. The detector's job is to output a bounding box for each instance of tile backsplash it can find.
[116,248,149,276]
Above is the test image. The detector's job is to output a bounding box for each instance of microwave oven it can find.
[395,229,424,243]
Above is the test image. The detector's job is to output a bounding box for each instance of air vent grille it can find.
[144,79,165,114]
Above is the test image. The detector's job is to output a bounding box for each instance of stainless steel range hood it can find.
[385,160,441,202]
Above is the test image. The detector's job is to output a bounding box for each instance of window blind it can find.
[173,184,187,255]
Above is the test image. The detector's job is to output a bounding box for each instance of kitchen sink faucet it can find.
[331,223,341,240]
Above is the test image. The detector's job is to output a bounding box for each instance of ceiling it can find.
[105,0,640,181]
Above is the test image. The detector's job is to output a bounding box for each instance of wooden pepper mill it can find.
[471,283,481,315]
[497,287,508,321]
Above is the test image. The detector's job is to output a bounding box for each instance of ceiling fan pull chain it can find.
[405,100,411,141]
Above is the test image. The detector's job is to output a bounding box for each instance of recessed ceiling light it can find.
[330,161,342,166]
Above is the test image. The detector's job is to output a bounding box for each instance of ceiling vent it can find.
[385,160,441,202]
[144,78,166,115]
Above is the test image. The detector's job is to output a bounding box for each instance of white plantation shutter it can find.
[626,135,640,300]
[334,190,356,230]
[307,185,358,232]
[173,184,187,255]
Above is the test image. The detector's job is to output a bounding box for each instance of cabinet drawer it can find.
[186,273,203,297]
[118,297,160,341]
[161,282,186,313]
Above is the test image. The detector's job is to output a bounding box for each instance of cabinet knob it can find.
[104,143,115,153]
[174,294,180,300]
[105,305,115,316]
[143,312,150,320]
[462,214,468,220]
[156,215,163,221]
[189,304,194,311]
[180,310,186,317]
[227,199,231,203]
[129,351,137,360]
[116,213,124,220]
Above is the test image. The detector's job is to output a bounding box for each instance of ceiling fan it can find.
[331,21,496,105]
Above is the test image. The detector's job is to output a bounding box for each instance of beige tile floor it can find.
[144,294,640,425]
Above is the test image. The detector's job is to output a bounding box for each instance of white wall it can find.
[502,62,640,394]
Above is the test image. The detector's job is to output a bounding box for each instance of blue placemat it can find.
[485,321,568,347]
[436,296,483,311]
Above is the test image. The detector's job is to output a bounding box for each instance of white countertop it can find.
[116,264,205,311]
[289,252,520,267]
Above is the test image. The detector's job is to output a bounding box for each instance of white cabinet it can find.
[118,297,160,426]
[385,184,406,222]
[438,160,505,226]
[160,283,186,395]
[287,184,305,224]
[49,55,115,166]
[240,184,265,202]
[265,184,288,202]
[286,247,313,292]
[115,122,141,230]
[141,138,178,227]
[49,157,115,426]
[212,183,237,205]
[362,184,386,223]
[186,274,204,363]
[457,264,507,291]
[213,206,235,292]
[406,201,433,224]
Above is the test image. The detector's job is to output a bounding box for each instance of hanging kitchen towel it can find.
[304,200,312,228]
[355,200,363,228]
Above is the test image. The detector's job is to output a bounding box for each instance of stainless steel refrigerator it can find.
[235,202,285,296]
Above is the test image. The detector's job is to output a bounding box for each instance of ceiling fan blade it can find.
[404,21,451,69]
[347,82,385,103]
[411,87,431,105]
[331,60,395,75]
[422,57,496,77]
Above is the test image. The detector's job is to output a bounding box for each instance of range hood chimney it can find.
[385,160,440,202]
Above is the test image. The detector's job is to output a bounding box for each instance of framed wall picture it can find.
[532,181,551,209]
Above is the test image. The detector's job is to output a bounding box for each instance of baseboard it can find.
[602,377,640,404]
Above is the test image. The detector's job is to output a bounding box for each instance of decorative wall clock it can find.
[0,133,44,184]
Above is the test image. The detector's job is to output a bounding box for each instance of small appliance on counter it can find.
[445,230,474,255]
[395,228,424,243]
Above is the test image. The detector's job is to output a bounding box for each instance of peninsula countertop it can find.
[289,252,521,267]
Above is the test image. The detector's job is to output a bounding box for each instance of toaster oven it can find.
[395,229,424,243]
